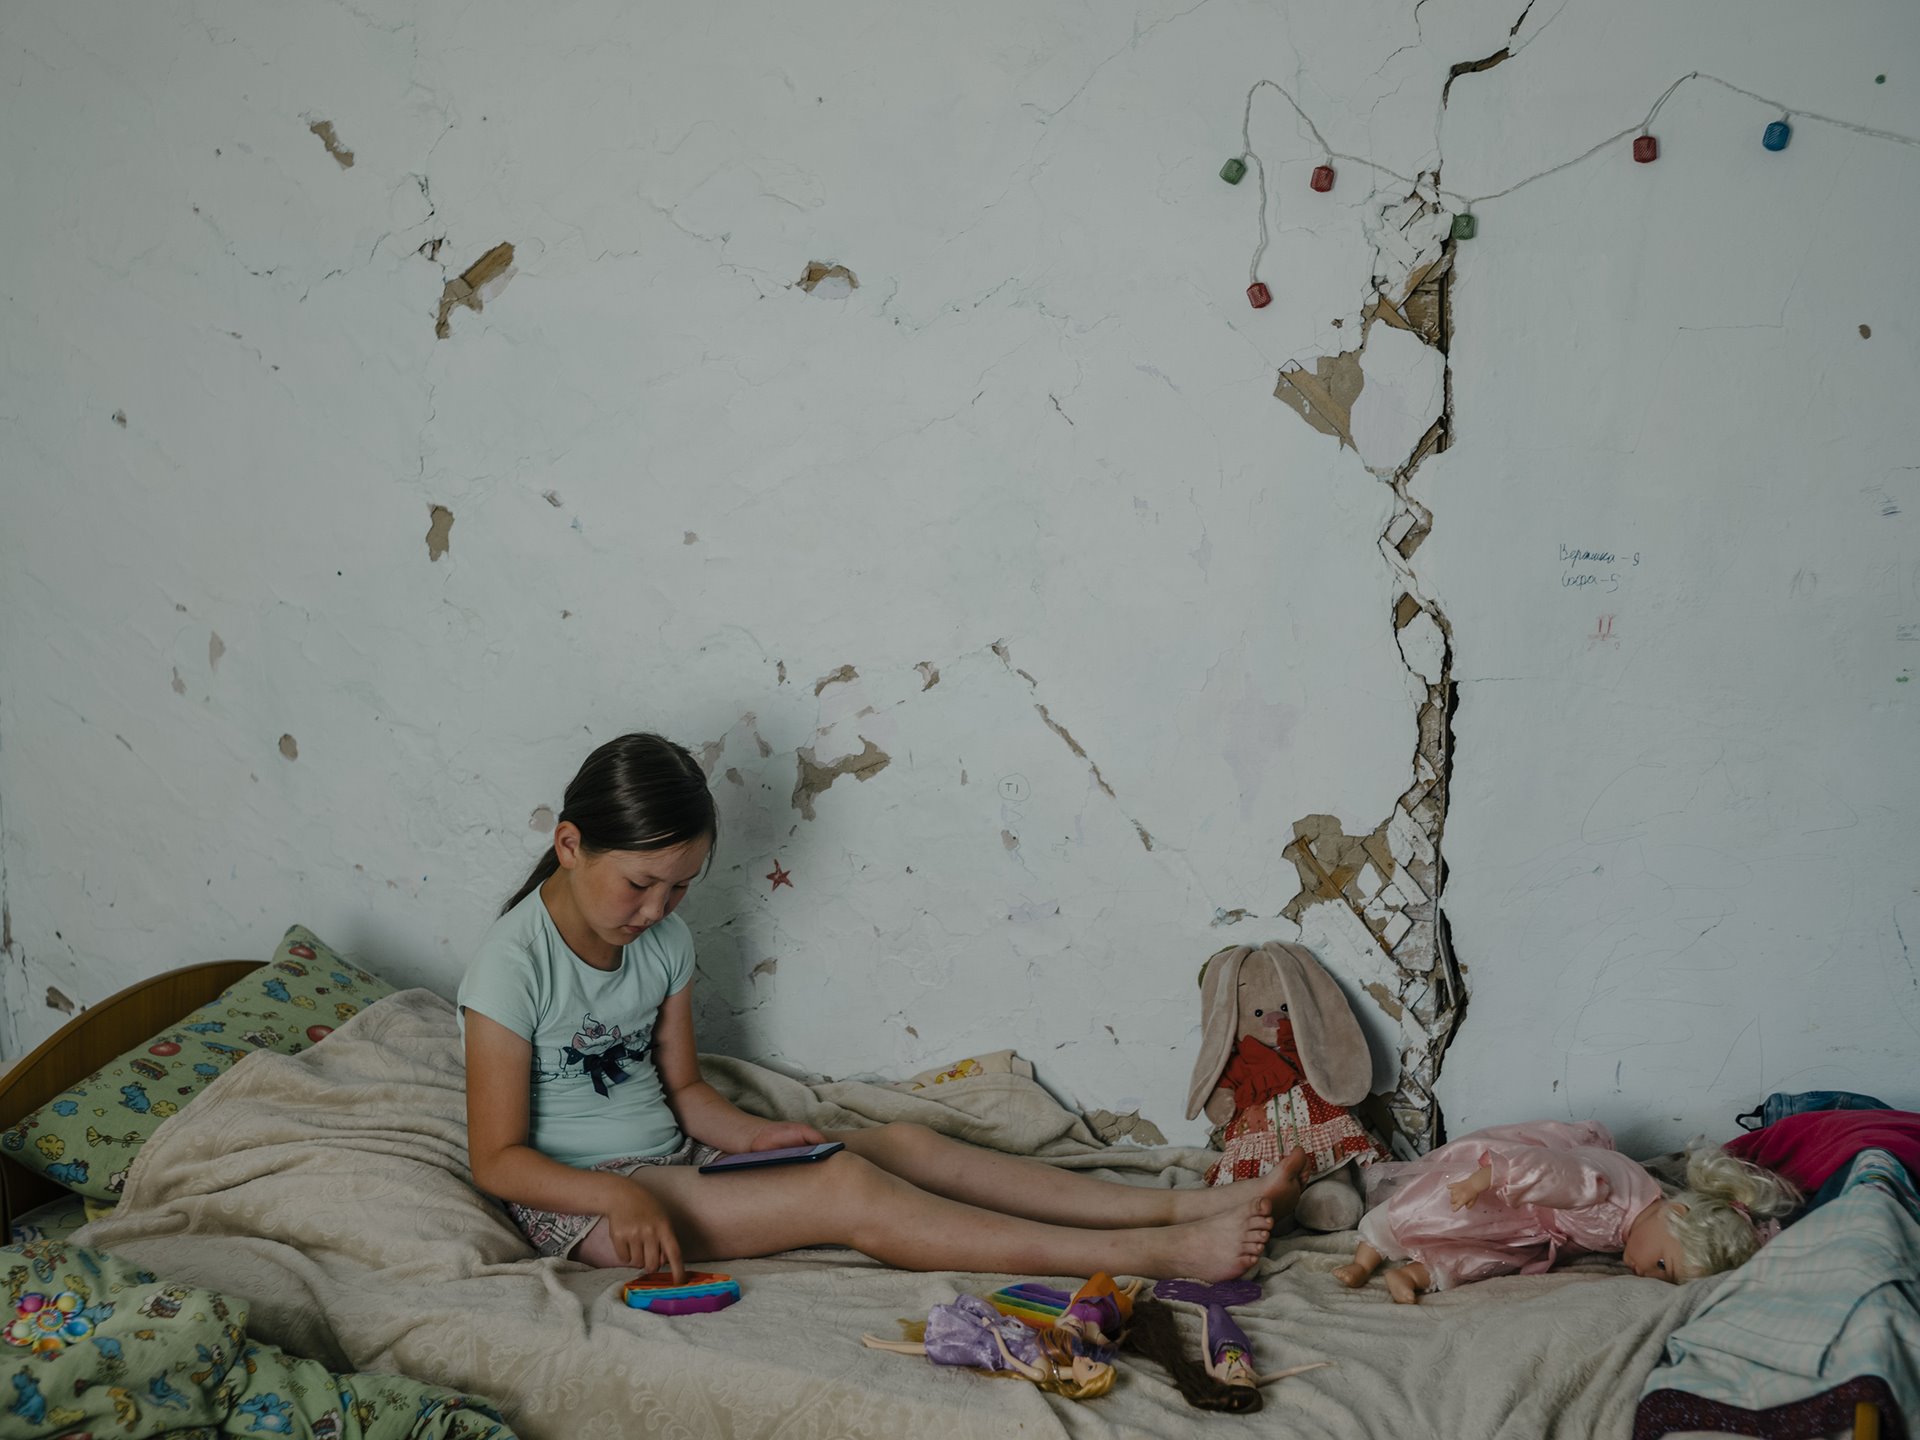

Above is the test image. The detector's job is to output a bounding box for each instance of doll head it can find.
[1626,1148,1799,1282]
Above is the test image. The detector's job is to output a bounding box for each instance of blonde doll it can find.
[1332,1120,1797,1302]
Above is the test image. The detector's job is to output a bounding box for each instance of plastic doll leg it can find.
[1382,1263,1432,1304]
[1331,1241,1385,1289]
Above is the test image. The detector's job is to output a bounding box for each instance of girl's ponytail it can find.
[502,850,563,916]
[501,733,718,915]
[1667,1147,1801,1279]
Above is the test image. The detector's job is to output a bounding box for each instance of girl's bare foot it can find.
[1259,1148,1312,1216]
[1332,1240,1382,1289]
[1156,1197,1275,1281]
[1383,1263,1429,1304]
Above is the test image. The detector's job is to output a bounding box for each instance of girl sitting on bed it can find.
[1331,1120,1798,1302]
[461,732,1306,1282]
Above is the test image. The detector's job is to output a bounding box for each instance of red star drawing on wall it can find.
[767,861,793,891]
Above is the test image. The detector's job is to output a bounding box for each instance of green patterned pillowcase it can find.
[2,1239,518,1440]
[0,926,393,1203]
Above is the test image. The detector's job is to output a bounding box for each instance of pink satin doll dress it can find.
[1357,1120,1663,1291]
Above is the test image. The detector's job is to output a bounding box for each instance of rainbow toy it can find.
[986,1281,1071,1330]
[621,1271,741,1315]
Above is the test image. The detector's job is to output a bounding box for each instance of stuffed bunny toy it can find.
[1186,941,1389,1232]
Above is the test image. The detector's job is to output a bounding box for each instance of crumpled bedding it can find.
[76,988,1707,1439]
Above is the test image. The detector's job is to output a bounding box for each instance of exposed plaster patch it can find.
[796,261,858,297]
[684,531,699,545]
[434,242,515,339]
[542,490,563,507]
[279,734,299,760]
[814,664,859,695]
[1133,821,1155,852]
[306,119,355,168]
[426,505,454,561]
[208,633,225,671]
[1212,907,1250,927]
[46,986,76,1015]
[750,958,778,980]
[1274,350,1363,449]
[529,805,555,832]
[724,767,744,786]
[777,661,788,685]
[916,661,940,690]
[1365,981,1406,1021]
[170,668,185,695]
[791,740,891,819]
[1001,829,1020,850]
[1085,1109,1169,1147]
[699,738,725,774]
[1860,324,1872,339]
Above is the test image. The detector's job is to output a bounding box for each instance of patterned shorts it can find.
[507,1139,724,1258]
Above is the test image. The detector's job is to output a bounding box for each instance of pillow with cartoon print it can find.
[0,926,394,1204]
[2,1238,520,1440]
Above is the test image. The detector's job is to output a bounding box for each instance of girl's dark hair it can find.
[503,733,717,914]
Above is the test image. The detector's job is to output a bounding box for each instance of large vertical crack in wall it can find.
[1266,11,1548,1151]
[1273,212,1465,1157]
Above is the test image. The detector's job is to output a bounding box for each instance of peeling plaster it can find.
[208,632,225,671]
[278,734,299,760]
[425,505,454,561]
[813,664,858,695]
[1085,1109,1169,1147]
[170,668,185,696]
[1274,350,1363,450]
[529,805,555,832]
[796,261,858,296]
[45,986,75,1015]
[434,242,515,339]
[916,661,940,690]
[791,739,891,819]
[306,119,355,168]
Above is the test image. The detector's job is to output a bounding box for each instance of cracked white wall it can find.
[2,1,1916,1153]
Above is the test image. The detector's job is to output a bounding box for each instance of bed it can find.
[0,939,1899,1440]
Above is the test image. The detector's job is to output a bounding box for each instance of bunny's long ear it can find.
[1186,946,1250,1119]
[1266,942,1373,1105]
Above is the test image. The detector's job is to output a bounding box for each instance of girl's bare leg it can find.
[831,1122,1311,1228]
[1332,1240,1384,1289]
[1382,1262,1431,1304]
[574,1151,1274,1282]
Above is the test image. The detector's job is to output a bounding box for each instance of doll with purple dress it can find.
[1333,1120,1798,1303]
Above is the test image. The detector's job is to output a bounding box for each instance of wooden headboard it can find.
[0,960,259,1238]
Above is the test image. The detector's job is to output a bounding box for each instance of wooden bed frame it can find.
[0,960,258,1238]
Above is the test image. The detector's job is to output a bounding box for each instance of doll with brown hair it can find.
[1332,1120,1799,1302]
[1186,942,1391,1232]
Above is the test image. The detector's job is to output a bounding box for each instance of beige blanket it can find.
[78,989,1708,1439]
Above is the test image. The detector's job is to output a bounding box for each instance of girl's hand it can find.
[1448,1164,1494,1210]
[746,1121,827,1151]
[603,1183,685,1281]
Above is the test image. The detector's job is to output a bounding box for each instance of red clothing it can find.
[1725,1109,1920,1194]
[1217,1032,1304,1111]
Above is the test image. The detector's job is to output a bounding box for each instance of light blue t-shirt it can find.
[458,889,695,1167]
